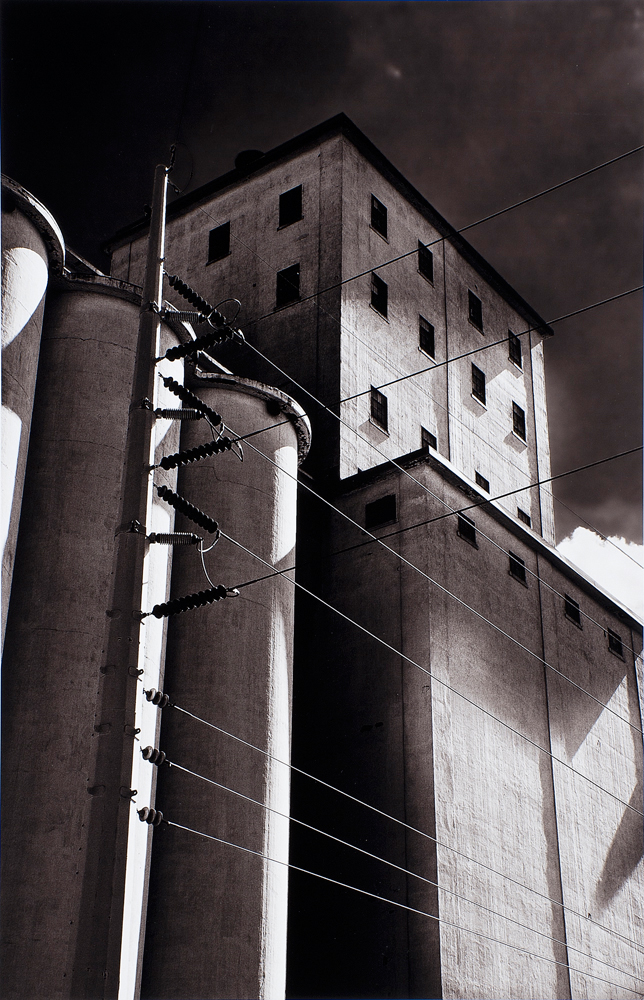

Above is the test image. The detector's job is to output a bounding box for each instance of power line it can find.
[168,699,644,958]
[160,813,644,997]
[338,285,644,402]
[156,752,644,988]
[219,526,644,809]
[232,422,642,678]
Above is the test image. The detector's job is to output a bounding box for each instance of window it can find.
[418,241,434,282]
[371,273,388,317]
[457,514,477,547]
[564,595,581,627]
[509,552,527,585]
[208,222,230,263]
[370,386,388,431]
[475,472,489,493]
[512,402,526,441]
[517,507,531,528]
[275,263,300,308]
[422,427,437,451]
[371,195,387,238]
[607,629,623,657]
[419,316,435,357]
[509,331,522,368]
[278,185,303,227]
[365,494,397,529]
[471,364,486,405]
[468,290,483,331]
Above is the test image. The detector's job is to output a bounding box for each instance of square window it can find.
[471,364,486,405]
[607,628,623,657]
[468,290,483,331]
[418,241,434,282]
[365,494,397,529]
[475,472,489,493]
[371,273,388,317]
[370,386,388,431]
[422,427,437,450]
[517,507,532,528]
[208,222,230,263]
[275,263,300,308]
[458,514,477,547]
[564,595,582,627]
[278,185,303,227]
[509,552,527,585]
[371,195,387,238]
[512,402,526,441]
[509,331,522,368]
[419,316,435,357]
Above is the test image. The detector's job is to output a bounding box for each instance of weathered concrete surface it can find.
[0,279,181,999]
[1,176,65,646]
[140,374,310,1000]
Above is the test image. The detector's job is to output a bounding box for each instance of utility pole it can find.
[75,163,168,999]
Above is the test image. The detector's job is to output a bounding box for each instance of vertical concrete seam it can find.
[398,480,412,996]
[536,553,573,999]
[528,330,545,539]
[442,240,450,463]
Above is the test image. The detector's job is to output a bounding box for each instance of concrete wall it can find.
[0,278,182,999]
[1,176,65,645]
[141,375,310,1000]
[288,450,642,999]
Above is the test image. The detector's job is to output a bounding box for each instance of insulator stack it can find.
[138,806,164,826]
[151,584,237,619]
[142,746,167,766]
[165,310,208,324]
[164,327,238,362]
[159,437,234,471]
[147,532,202,546]
[154,408,203,421]
[166,273,213,317]
[156,485,219,534]
[162,377,221,427]
[145,688,170,708]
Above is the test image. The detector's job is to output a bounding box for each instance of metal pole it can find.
[75,163,168,999]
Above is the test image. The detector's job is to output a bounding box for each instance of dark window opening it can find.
[509,331,522,368]
[475,472,489,493]
[371,195,388,238]
[371,273,388,317]
[517,508,532,528]
[471,364,486,405]
[509,552,527,585]
[468,290,483,330]
[419,316,435,357]
[275,263,300,308]
[607,629,623,657]
[278,185,303,227]
[418,241,434,282]
[457,514,477,547]
[365,493,397,529]
[370,386,388,431]
[512,402,526,441]
[208,222,230,263]
[564,595,582,627]
[422,427,437,451]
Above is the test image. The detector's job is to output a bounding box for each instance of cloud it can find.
[556,527,643,619]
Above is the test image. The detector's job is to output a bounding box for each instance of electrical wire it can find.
[157,753,644,988]
[227,425,643,716]
[169,699,644,958]
[220,526,643,815]
[162,814,644,997]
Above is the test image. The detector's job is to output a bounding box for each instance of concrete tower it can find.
[107,116,643,1000]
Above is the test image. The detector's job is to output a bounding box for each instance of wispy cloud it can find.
[556,527,643,619]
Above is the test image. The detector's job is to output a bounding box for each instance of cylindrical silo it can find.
[0,272,186,999]
[140,371,310,1000]
[1,175,65,646]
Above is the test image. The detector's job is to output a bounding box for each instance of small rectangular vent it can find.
[365,494,397,529]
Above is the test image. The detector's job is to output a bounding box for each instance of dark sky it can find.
[2,0,642,543]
